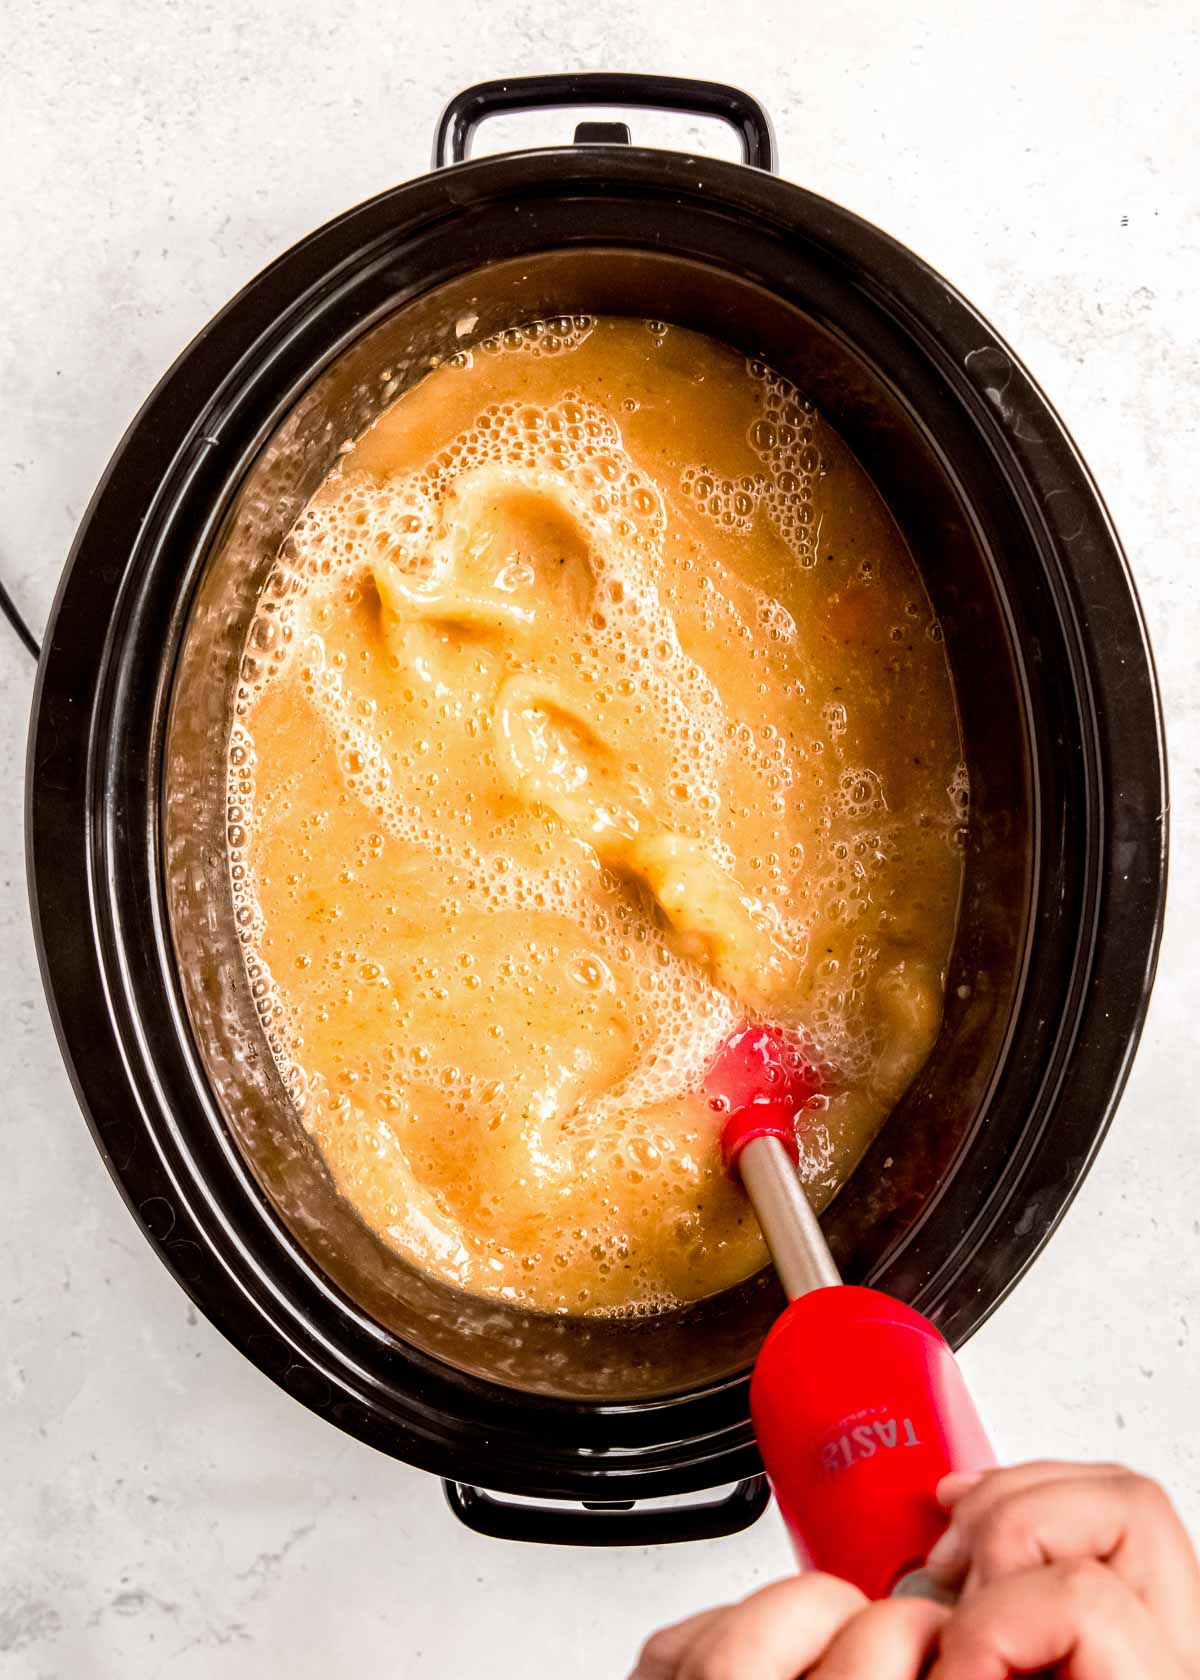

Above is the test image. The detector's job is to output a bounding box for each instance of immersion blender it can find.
[705,1027,995,1601]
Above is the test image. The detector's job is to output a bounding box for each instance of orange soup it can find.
[228,316,964,1314]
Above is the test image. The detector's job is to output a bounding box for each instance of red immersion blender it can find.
[705,1027,995,1601]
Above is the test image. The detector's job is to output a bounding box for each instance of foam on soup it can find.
[228,317,965,1315]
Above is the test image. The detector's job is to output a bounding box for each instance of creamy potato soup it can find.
[228,316,965,1315]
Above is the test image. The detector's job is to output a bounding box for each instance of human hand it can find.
[628,1572,949,1678]
[923,1461,1200,1677]
[628,1461,1200,1679]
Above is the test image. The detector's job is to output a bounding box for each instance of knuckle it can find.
[679,1638,744,1680]
[878,1596,944,1632]
[875,1597,922,1626]
[678,1576,866,1679]
[1055,1555,1114,1607]
[974,1502,1041,1571]
[803,1571,870,1617]
[936,1619,986,1663]
[811,1597,946,1678]
[1123,1471,1171,1516]
[638,1629,674,1667]
[635,1629,680,1678]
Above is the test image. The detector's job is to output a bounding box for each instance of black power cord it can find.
[0,575,40,663]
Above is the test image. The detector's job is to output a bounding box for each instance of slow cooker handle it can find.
[433,73,777,172]
[442,1475,769,1545]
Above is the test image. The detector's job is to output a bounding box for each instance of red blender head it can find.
[703,1024,820,1170]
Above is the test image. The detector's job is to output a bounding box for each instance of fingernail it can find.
[924,1522,964,1579]
[936,1469,984,1507]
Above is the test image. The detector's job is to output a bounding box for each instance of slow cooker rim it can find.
[26,141,1167,1499]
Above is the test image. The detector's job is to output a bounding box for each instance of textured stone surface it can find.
[1,0,1197,1672]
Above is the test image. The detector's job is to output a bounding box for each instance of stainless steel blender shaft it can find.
[738,1135,841,1300]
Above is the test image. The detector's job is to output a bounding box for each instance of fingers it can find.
[936,1460,1121,1517]
[927,1558,1188,1680]
[629,1607,728,1679]
[629,1574,867,1680]
[929,1461,1145,1583]
[935,1469,984,1505]
[926,1463,1200,1660]
[806,1595,950,1678]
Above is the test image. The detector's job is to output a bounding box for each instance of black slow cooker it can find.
[26,74,1167,1545]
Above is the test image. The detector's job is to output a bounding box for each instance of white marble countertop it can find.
[2,1,1197,1673]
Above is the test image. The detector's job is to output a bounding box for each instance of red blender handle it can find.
[751,1276,994,1600]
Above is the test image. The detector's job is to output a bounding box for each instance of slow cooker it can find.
[26,73,1167,1545]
